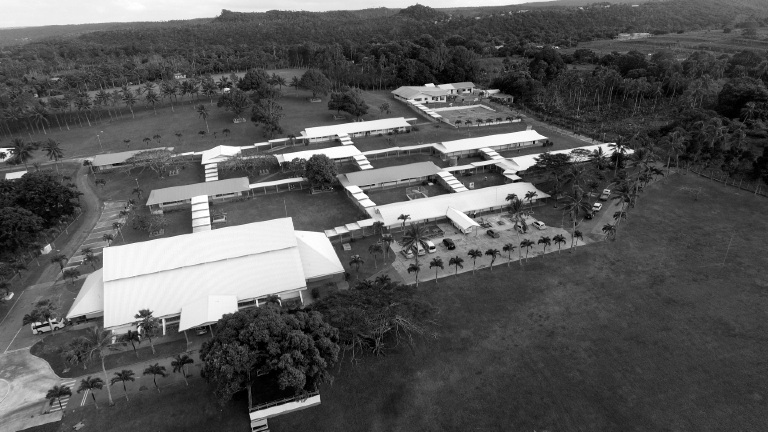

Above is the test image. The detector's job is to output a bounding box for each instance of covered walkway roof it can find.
[301,118,411,140]
[275,145,361,164]
[338,162,441,187]
[146,177,250,206]
[434,130,547,154]
[446,207,480,232]
[92,148,173,167]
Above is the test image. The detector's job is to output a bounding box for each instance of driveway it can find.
[0,349,63,432]
[389,214,575,284]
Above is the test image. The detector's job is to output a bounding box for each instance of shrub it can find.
[311,287,321,299]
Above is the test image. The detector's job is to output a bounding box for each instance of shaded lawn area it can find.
[215,188,364,232]
[268,172,768,432]
[22,379,250,432]
[113,207,192,247]
[365,183,450,206]
[30,328,189,379]
[91,163,205,205]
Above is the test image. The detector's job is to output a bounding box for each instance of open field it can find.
[32,170,768,432]
[563,29,768,57]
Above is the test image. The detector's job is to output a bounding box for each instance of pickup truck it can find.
[599,189,611,201]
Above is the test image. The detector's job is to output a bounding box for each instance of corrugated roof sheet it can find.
[275,145,361,164]
[301,118,411,139]
[339,162,441,186]
[146,177,249,206]
[446,207,480,231]
[66,269,104,319]
[4,171,26,180]
[200,145,241,165]
[506,143,625,173]
[92,148,172,167]
[392,86,451,99]
[178,295,238,332]
[435,130,547,154]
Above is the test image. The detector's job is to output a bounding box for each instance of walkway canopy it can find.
[446,207,480,234]
[66,269,105,320]
[178,295,238,332]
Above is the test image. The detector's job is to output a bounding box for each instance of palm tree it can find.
[448,256,464,277]
[502,243,516,266]
[349,255,364,280]
[120,330,142,357]
[609,140,630,175]
[142,137,151,147]
[538,236,551,256]
[102,233,114,246]
[381,234,393,259]
[83,327,116,406]
[485,249,501,271]
[553,234,566,253]
[112,222,125,242]
[372,221,385,236]
[196,104,210,134]
[401,223,429,268]
[468,249,483,274]
[143,363,168,393]
[135,309,159,354]
[374,274,391,287]
[145,90,160,114]
[397,214,411,231]
[407,262,422,287]
[50,253,67,273]
[171,354,194,387]
[132,187,144,199]
[110,370,135,401]
[9,137,36,169]
[507,196,527,265]
[520,239,534,262]
[524,191,538,213]
[46,385,72,410]
[368,244,383,269]
[42,139,63,174]
[77,376,104,409]
[602,223,617,240]
[571,229,583,250]
[429,256,444,285]
[63,268,80,285]
[122,92,137,118]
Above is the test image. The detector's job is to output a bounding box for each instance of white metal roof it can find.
[506,143,625,173]
[446,207,480,231]
[301,118,411,140]
[146,178,250,206]
[249,177,306,189]
[4,170,26,180]
[92,148,172,167]
[200,145,242,165]
[66,269,104,319]
[435,130,547,154]
[275,145,361,164]
[178,295,238,332]
[339,162,441,186]
[368,183,549,226]
[344,185,363,194]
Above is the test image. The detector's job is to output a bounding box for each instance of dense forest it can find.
[1,0,768,184]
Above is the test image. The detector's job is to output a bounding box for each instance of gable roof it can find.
[146,177,250,206]
[301,118,411,140]
[92,148,173,167]
[434,130,547,154]
[275,145,361,164]
[338,162,441,186]
[392,87,451,99]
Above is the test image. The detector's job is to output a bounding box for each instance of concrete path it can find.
[0,349,63,432]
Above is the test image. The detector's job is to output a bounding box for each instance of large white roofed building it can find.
[67,218,345,334]
[434,130,547,158]
[300,118,412,143]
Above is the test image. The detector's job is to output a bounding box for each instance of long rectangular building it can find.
[300,118,412,143]
[146,177,250,210]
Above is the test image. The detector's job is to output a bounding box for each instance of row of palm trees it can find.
[47,354,193,410]
[3,137,64,171]
[452,116,519,129]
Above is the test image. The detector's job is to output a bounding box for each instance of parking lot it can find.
[389,213,576,284]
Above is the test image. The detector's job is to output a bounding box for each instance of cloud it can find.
[120,1,147,11]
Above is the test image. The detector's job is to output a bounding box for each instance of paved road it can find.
[0,349,63,431]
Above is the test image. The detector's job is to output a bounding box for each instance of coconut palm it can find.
[102,233,114,246]
[407,262,422,287]
[381,234,393,259]
[112,222,125,242]
[553,234,566,253]
[609,139,630,175]
[142,137,151,147]
[602,223,617,240]
[120,330,142,358]
[349,255,364,280]
[77,376,104,409]
[42,139,64,174]
[81,327,116,406]
[171,354,194,387]
[135,309,159,354]
[368,244,383,269]
[401,223,429,268]
[467,249,483,274]
[524,190,538,213]
[196,104,210,134]
[132,187,144,199]
[520,239,534,262]
[538,236,551,256]
[63,268,80,285]
[507,195,527,265]
[50,253,67,273]
[145,90,159,114]
[429,256,444,285]
[397,214,411,231]
[46,385,72,411]
[448,256,464,276]
[110,370,135,401]
[8,137,36,169]
[122,92,137,118]
[372,221,385,236]
[571,229,583,249]
[374,273,391,287]
[502,243,516,266]
[485,248,501,271]
[143,363,168,393]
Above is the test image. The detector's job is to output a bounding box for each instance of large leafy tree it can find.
[298,69,331,99]
[1,171,81,227]
[250,98,284,138]
[304,154,337,188]
[327,88,369,120]
[217,89,251,120]
[237,69,272,92]
[0,206,44,258]
[200,304,340,403]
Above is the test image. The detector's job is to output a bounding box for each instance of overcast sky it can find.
[3,0,536,28]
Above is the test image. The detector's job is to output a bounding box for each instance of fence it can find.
[686,165,767,197]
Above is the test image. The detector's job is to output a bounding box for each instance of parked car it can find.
[30,318,66,335]
[425,240,437,253]
[416,243,426,256]
[532,221,546,230]
[195,327,208,336]
[599,189,611,201]
[486,229,501,238]
[442,238,456,250]
[584,211,594,220]
[401,248,415,259]
[592,203,603,212]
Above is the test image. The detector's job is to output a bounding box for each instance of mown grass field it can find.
[30,169,768,432]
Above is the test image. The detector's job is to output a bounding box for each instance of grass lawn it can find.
[365,183,450,206]
[91,163,205,205]
[215,188,364,232]
[31,171,768,431]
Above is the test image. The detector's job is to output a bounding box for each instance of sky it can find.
[3,0,535,28]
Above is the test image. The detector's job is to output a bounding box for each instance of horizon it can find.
[2,0,540,29]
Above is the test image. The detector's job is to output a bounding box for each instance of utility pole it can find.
[721,232,734,266]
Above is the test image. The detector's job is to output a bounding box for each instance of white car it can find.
[532,221,546,230]
[401,248,415,259]
[592,203,603,212]
[30,318,66,335]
